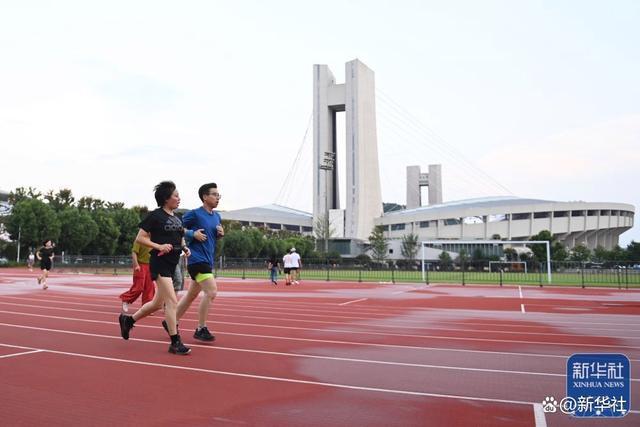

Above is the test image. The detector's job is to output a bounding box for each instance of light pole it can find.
[16,224,21,262]
[319,152,335,253]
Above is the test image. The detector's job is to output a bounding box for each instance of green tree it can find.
[44,189,75,212]
[77,196,105,211]
[111,208,141,255]
[8,187,42,204]
[438,251,453,271]
[528,230,567,261]
[471,247,485,262]
[222,230,253,258]
[593,245,609,262]
[6,199,61,255]
[84,209,120,255]
[314,213,336,252]
[400,233,419,262]
[504,247,517,261]
[245,227,266,258]
[609,245,626,262]
[131,205,149,221]
[456,249,470,269]
[57,208,98,254]
[626,241,640,262]
[569,244,591,262]
[368,225,388,263]
[283,235,314,258]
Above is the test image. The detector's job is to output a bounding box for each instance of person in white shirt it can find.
[282,250,293,286]
[27,251,35,272]
[289,247,302,285]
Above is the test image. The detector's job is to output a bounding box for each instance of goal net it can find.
[420,240,551,283]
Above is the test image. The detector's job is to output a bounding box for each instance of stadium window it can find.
[511,213,531,221]
[587,210,598,216]
[488,214,507,223]
[571,210,585,216]
[267,223,281,230]
[239,221,250,226]
[534,211,550,219]
[391,223,406,231]
[284,224,300,231]
[553,211,568,218]
[419,221,430,228]
[611,210,619,216]
[444,218,461,226]
[600,210,610,216]
[463,216,483,224]
[302,226,313,232]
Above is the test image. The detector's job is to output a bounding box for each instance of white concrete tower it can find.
[406,164,443,209]
[313,59,382,241]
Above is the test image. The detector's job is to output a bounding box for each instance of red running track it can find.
[0,268,639,426]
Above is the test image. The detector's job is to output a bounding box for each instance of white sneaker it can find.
[294,280,300,285]
[122,302,129,313]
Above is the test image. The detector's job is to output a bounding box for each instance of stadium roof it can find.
[222,204,312,224]
[383,196,554,217]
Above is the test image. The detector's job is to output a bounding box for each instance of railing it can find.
[37,255,640,288]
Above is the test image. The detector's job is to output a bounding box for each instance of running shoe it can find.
[118,314,134,340]
[194,326,215,342]
[168,337,191,355]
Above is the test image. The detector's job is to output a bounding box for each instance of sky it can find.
[0,1,638,245]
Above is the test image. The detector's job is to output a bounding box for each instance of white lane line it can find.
[339,298,368,306]
[0,322,571,378]
[518,286,523,299]
[521,304,526,314]
[533,403,547,427]
[0,349,43,359]
[0,342,555,406]
[10,297,640,339]
[3,309,640,355]
[8,293,640,331]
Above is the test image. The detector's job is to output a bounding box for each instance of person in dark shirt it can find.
[36,240,54,290]
[267,255,279,285]
[118,181,192,355]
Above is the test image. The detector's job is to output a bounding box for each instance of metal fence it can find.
[45,255,640,288]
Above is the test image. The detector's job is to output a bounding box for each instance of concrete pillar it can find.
[313,59,383,242]
[406,164,442,209]
[427,164,443,205]
[345,59,383,240]
[406,166,421,210]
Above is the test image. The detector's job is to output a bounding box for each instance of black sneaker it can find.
[119,314,134,340]
[194,326,215,342]
[161,320,178,336]
[168,337,191,355]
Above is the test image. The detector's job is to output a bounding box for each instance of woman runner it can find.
[36,240,55,289]
[118,181,192,355]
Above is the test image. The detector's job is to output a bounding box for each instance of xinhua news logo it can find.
[542,353,630,418]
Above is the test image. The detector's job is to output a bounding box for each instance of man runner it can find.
[163,182,224,342]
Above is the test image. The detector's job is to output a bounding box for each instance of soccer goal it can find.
[420,240,551,283]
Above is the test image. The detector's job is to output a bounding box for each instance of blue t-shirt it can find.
[182,207,222,267]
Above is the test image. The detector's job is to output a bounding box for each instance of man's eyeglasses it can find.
[207,192,222,199]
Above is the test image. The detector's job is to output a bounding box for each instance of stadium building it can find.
[219,59,636,258]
